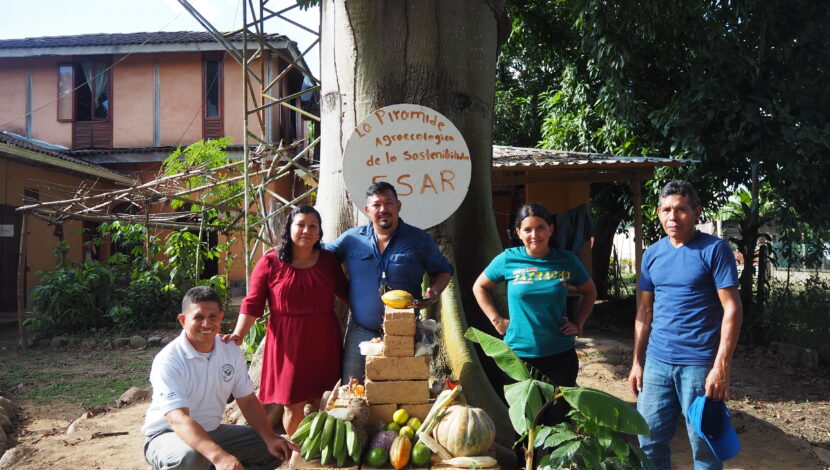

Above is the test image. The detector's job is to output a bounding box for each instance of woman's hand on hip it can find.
[560,316,580,336]
[491,316,510,335]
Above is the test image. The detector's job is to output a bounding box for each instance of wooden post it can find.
[631,177,644,309]
[144,205,151,260]
[16,213,29,353]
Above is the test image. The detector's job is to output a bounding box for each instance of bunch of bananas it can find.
[292,411,363,466]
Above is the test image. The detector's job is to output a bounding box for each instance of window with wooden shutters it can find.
[203,54,224,140]
[57,58,113,149]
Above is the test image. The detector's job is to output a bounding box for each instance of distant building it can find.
[0,32,310,311]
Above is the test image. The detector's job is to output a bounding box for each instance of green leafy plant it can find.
[241,315,268,363]
[465,327,652,470]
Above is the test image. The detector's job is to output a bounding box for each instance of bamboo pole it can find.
[243,1,252,289]
[631,177,644,309]
[16,214,29,353]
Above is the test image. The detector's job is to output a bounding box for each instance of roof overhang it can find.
[0,39,294,58]
[491,145,695,184]
[0,142,138,186]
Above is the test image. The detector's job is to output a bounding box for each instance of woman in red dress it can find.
[223,205,347,435]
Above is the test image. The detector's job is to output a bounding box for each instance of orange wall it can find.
[30,57,72,147]
[0,59,27,136]
[113,54,154,147]
[158,53,203,146]
[1,159,119,302]
[223,54,268,143]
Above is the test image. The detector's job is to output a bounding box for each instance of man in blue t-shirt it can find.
[326,181,453,382]
[629,181,742,470]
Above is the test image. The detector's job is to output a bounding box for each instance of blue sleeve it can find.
[483,252,507,283]
[711,239,739,289]
[421,234,454,276]
[323,231,349,261]
[567,252,591,286]
[638,248,655,292]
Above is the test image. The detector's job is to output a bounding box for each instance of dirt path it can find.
[2,331,828,469]
[576,334,829,470]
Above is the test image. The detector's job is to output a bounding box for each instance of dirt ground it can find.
[1,327,828,469]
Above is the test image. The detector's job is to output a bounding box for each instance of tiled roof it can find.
[492,145,694,168]
[0,131,93,167]
[0,31,287,50]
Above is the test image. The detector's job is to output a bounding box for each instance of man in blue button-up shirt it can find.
[326,181,453,382]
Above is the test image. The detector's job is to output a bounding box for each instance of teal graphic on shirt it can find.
[484,246,590,357]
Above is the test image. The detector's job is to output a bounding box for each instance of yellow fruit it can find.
[399,425,415,439]
[381,290,414,309]
[392,408,410,426]
[406,417,422,431]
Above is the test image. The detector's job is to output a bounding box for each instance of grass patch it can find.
[28,377,151,408]
[0,329,160,410]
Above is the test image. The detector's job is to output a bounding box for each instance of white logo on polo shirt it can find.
[221,364,234,382]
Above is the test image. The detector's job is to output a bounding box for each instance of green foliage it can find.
[241,315,268,362]
[762,275,830,363]
[26,222,229,334]
[465,327,651,469]
[162,138,243,226]
[26,261,118,333]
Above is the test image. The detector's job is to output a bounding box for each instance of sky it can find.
[0,0,320,72]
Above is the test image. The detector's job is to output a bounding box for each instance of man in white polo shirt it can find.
[142,286,297,470]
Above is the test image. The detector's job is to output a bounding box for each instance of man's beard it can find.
[377,215,393,230]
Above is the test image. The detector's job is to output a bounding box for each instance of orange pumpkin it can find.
[432,405,495,457]
[389,434,412,469]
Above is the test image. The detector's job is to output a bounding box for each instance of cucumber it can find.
[334,418,347,466]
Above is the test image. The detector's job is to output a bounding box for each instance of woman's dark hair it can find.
[510,203,556,247]
[514,202,555,228]
[278,205,322,263]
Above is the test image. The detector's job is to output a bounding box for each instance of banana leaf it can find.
[465,327,531,381]
[560,386,650,435]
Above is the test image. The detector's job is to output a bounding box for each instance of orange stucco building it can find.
[0,32,312,311]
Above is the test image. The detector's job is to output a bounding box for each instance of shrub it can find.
[761,274,830,363]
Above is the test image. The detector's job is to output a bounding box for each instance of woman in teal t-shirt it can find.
[473,203,597,391]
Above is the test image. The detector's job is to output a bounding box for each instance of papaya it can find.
[389,434,412,470]
[381,290,414,309]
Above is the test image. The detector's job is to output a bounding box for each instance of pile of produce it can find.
[364,406,434,469]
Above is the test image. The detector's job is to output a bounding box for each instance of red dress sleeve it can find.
[239,251,277,317]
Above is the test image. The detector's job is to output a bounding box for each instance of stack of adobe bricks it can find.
[364,306,433,425]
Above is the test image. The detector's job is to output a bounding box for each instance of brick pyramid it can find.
[365,306,433,425]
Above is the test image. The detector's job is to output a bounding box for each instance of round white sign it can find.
[342,104,472,229]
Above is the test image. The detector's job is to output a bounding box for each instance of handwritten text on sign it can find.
[343,104,471,229]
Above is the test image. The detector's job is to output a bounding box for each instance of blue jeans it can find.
[637,357,721,470]
[342,317,381,383]
[144,424,282,470]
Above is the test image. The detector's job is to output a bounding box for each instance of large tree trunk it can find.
[319,0,514,465]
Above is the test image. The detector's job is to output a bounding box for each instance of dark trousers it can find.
[522,347,578,426]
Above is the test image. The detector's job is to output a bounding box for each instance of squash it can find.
[432,405,495,457]
[381,290,414,308]
[389,434,412,470]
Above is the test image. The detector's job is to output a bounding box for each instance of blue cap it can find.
[689,396,740,461]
